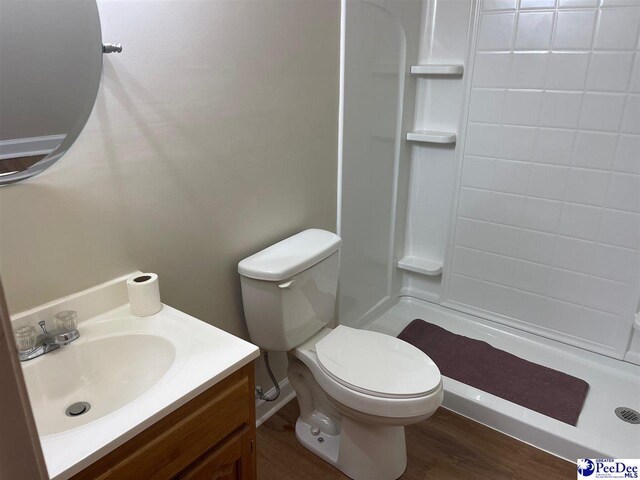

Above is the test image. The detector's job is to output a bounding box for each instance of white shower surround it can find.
[338,0,640,461]
[447,0,640,361]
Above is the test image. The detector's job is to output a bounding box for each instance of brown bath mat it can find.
[398,319,589,426]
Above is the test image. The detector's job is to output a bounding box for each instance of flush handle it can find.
[278,279,295,289]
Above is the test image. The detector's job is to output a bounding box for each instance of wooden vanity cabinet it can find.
[71,362,256,480]
[176,425,252,480]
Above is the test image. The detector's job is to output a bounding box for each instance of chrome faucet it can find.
[18,319,80,362]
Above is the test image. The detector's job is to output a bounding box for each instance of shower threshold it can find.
[362,296,640,461]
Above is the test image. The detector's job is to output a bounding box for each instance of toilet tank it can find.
[238,229,342,351]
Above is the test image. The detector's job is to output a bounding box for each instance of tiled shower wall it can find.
[448,0,640,358]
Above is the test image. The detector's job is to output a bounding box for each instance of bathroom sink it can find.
[22,331,176,436]
[12,274,259,480]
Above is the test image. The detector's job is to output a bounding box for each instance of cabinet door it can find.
[177,426,254,480]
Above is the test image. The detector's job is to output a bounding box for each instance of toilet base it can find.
[295,417,340,465]
[295,415,408,480]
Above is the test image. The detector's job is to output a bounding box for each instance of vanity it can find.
[11,274,260,480]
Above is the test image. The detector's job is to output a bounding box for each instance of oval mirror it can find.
[0,0,103,185]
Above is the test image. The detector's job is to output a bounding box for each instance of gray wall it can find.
[0,0,340,386]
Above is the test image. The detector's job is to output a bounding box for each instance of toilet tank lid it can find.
[238,229,342,281]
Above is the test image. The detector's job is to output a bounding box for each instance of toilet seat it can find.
[292,326,443,419]
[316,325,441,399]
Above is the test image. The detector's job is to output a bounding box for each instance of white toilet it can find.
[239,229,443,480]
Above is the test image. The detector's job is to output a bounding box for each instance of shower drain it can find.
[66,401,91,417]
[614,407,640,424]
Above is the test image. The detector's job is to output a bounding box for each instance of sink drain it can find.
[66,401,91,417]
[615,407,640,424]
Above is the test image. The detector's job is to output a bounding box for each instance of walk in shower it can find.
[337,0,640,459]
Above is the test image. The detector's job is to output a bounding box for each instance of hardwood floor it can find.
[257,400,575,480]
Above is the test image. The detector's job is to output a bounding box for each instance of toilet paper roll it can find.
[127,273,162,317]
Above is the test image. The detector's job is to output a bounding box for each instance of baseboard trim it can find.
[255,377,296,428]
[0,134,66,160]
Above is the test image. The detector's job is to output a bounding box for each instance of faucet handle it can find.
[14,325,37,353]
[54,310,78,331]
[38,320,48,334]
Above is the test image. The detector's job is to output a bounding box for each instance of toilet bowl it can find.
[238,229,443,480]
[289,326,442,480]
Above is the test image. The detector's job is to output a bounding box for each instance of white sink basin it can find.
[23,331,176,436]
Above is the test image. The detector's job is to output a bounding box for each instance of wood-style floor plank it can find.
[257,400,575,480]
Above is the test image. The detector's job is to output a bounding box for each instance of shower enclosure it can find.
[337,0,640,460]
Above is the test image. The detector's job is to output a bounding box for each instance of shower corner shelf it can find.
[406,130,457,144]
[410,64,464,76]
[397,256,443,276]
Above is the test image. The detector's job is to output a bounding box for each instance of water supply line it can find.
[256,350,281,402]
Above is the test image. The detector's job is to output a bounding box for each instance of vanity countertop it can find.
[12,274,260,480]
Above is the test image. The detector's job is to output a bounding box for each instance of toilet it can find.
[238,229,443,480]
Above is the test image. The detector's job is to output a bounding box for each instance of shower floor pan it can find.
[363,296,640,461]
